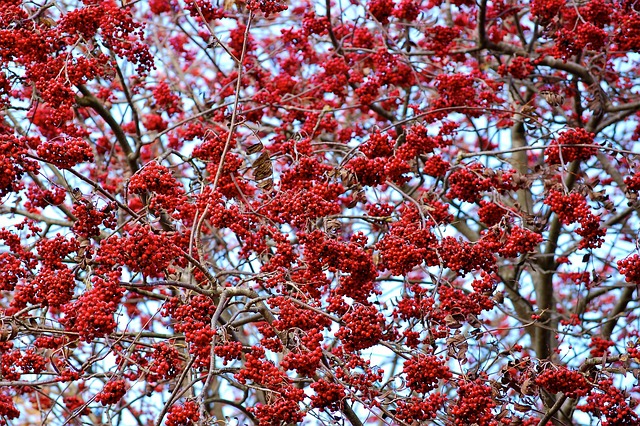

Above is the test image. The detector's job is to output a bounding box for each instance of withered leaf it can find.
[252,151,270,169]
[247,142,264,155]
[257,178,274,191]
[324,218,341,235]
[445,314,462,329]
[539,90,565,107]
[467,314,482,328]
[253,152,273,181]
[521,378,536,396]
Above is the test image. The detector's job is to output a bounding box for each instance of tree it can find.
[1,0,640,424]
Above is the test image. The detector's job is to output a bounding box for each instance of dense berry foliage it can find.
[1,0,640,425]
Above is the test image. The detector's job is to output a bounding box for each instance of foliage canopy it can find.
[1,0,640,425]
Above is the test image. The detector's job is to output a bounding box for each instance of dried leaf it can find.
[247,142,263,155]
[539,90,565,107]
[253,152,273,181]
[324,218,341,235]
[467,314,482,328]
[514,403,532,413]
[0,320,17,342]
[521,378,536,396]
[445,314,462,329]
[252,151,270,167]
[257,178,273,191]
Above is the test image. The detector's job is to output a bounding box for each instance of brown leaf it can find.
[467,314,482,328]
[0,320,18,342]
[539,90,565,107]
[445,314,462,329]
[521,378,536,396]
[252,151,270,169]
[514,403,532,413]
[257,178,273,191]
[324,218,341,235]
[253,152,273,181]
[247,142,263,154]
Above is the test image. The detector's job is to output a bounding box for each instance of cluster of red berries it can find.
[449,378,496,426]
[618,254,640,283]
[310,379,346,411]
[545,129,597,164]
[535,366,590,398]
[578,379,640,425]
[492,226,543,258]
[24,184,66,211]
[36,137,93,170]
[438,236,496,275]
[395,394,447,423]
[376,207,437,275]
[95,379,126,406]
[165,400,200,426]
[97,224,181,277]
[72,201,116,239]
[61,271,123,341]
[588,337,614,357]
[403,354,452,394]
[423,154,450,177]
[0,392,19,422]
[544,190,605,248]
[367,0,394,24]
[336,305,385,351]
[478,201,507,226]
[447,165,492,203]
[147,342,183,382]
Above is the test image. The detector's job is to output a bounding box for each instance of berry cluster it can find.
[165,400,200,426]
[544,191,606,249]
[376,205,437,275]
[128,161,186,214]
[578,379,640,425]
[152,81,180,115]
[485,226,543,258]
[397,124,437,160]
[95,379,126,406]
[438,236,496,275]
[0,135,39,197]
[421,26,461,53]
[618,254,640,283]
[367,0,394,24]
[535,366,590,398]
[336,305,385,351]
[624,171,640,192]
[423,154,450,177]
[395,394,447,423]
[545,129,597,164]
[72,201,116,239]
[24,184,66,212]
[310,379,346,411]
[299,230,377,303]
[97,224,181,277]
[36,137,94,169]
[0,393,19,422]
[403,354,452,394]
[147,342,183,382]
[168,295,216,367]
[447,165,492,203]
[588,337,614,357]
[477,201,507,226]
[449,378,496,426]
[61,273,123,342]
